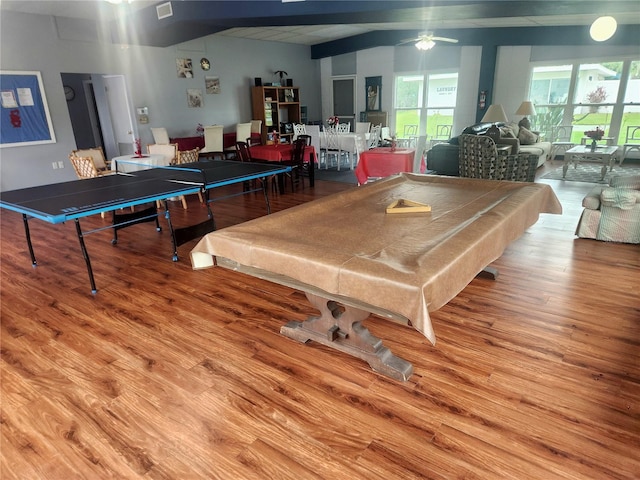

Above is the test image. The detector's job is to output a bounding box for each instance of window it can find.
[394,72,458,141]
[528,59,639,145]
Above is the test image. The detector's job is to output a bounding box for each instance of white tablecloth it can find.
[111,154,168,173]
[319,132,367,155]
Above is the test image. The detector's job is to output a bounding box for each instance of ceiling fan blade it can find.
[432,37,458,43]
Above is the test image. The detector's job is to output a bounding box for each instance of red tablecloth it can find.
[355,147,424,184]
[170,133,260,151]
[250,144,317,188]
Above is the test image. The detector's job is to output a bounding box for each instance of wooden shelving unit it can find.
[251,86,301,144]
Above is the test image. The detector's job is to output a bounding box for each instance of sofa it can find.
[427,122,551,176]
[575,175,640,243]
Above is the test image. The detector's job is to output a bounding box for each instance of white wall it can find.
[493,46,534,123]
[0,10,320,191]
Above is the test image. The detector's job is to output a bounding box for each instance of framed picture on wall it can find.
[176,58,193,78]
[187,89,203,108]
[0,70,56,148]
[205,76,220,94]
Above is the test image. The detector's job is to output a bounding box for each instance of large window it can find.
[394,72,458,141]
[529,59,639,145]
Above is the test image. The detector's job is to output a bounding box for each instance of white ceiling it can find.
[1,1,640,46]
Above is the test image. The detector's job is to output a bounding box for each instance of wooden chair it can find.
[621,126,640,166]
[367,124,382,150]
[72,147,110,173]
[69,154,111,179]
[147,143,177,165]
[282,138,308,192]
[200,125,225,160]
[174,147,203,208]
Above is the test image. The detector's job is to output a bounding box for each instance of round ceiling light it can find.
[590,16,617,42]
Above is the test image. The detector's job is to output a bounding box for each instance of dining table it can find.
[355,147,424,184]
[249,143,317,191]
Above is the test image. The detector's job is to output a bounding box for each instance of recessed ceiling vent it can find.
[156,2,173,20]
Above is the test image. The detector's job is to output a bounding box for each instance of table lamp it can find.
[515,101,536,130]
[481,104,508,141]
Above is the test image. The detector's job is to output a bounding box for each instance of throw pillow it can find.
[499,126,515,138]
[518,127,538,145]
[506,121,520,138]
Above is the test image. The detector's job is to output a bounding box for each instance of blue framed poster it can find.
[1,70,56,148]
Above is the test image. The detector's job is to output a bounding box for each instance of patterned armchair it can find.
[575,175,640,243]
[458,134,538,182]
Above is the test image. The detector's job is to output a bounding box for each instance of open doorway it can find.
[332,76,356,131]
[61,72,135,160]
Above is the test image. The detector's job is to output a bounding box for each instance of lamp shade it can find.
[481,104,508,123]
[515,101,536,116]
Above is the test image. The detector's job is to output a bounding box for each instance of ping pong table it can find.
[0,159,290,293]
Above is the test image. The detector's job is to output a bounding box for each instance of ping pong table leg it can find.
[161,200,179,262]
[261,176,272,214]
[74,219,97,294]
[21,214,37,267]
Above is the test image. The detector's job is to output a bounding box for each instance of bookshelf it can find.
[251,86,301,143]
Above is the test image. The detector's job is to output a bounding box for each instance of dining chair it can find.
[235,141,258,191]
[69,154,111,179]
[367,124,382,149]
[281,137,308,191]
[430,124,453,148]
[304,124,321,167]
[200,125,225,160]
[322,127,345,170]
[621,125,640,166]
[72,147,110,173]
[550,125,574,161]
[293,123,307,139]
[225,122,252,158]
[173,147,204,208]
[337,123,350,134]
[355,122,371,134]
[250,119,262,135]
[147,143,178,165]
[150,127,170,144]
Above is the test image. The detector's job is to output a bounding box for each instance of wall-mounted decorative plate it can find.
[200,58,211,71]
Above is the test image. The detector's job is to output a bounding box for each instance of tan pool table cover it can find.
[191,174,562,344]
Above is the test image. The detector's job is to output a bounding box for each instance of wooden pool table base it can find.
[281,293,414,381]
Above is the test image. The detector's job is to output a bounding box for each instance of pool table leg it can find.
[280,292,414,381]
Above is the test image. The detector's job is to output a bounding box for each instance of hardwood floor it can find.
[1,167,639,479]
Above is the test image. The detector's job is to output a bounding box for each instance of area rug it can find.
[541,162,640,183]
[314,167,359,184]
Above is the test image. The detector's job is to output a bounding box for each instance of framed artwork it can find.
[205,76,220,94]
[176,58,193,78]
[365,76,382,111]
[1,70,56,148]
[187,89,203,108]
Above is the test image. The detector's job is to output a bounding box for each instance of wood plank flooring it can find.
[1,166,639,479]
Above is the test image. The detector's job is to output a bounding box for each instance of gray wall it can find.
[0,10,321,191]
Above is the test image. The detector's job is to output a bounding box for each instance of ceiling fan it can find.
[400,32,459,50]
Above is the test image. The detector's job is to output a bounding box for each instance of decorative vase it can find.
[590,139,597,152]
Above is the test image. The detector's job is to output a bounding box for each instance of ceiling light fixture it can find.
[106,0,133,5]
[415,38,436,51]
[590,16,617,42]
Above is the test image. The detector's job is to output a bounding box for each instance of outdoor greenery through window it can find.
[529,59,640,145]
[394,72,458,141]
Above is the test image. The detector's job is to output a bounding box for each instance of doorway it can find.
[61,72,135,160]
[332,76,355,131]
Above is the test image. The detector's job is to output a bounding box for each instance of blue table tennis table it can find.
[0,159,290,293]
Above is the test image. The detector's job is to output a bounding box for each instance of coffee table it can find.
[563,145,619,180]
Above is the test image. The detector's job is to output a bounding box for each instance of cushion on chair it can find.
[582,186,604,210]
[600,188,640,210]
[518,127,538,145]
